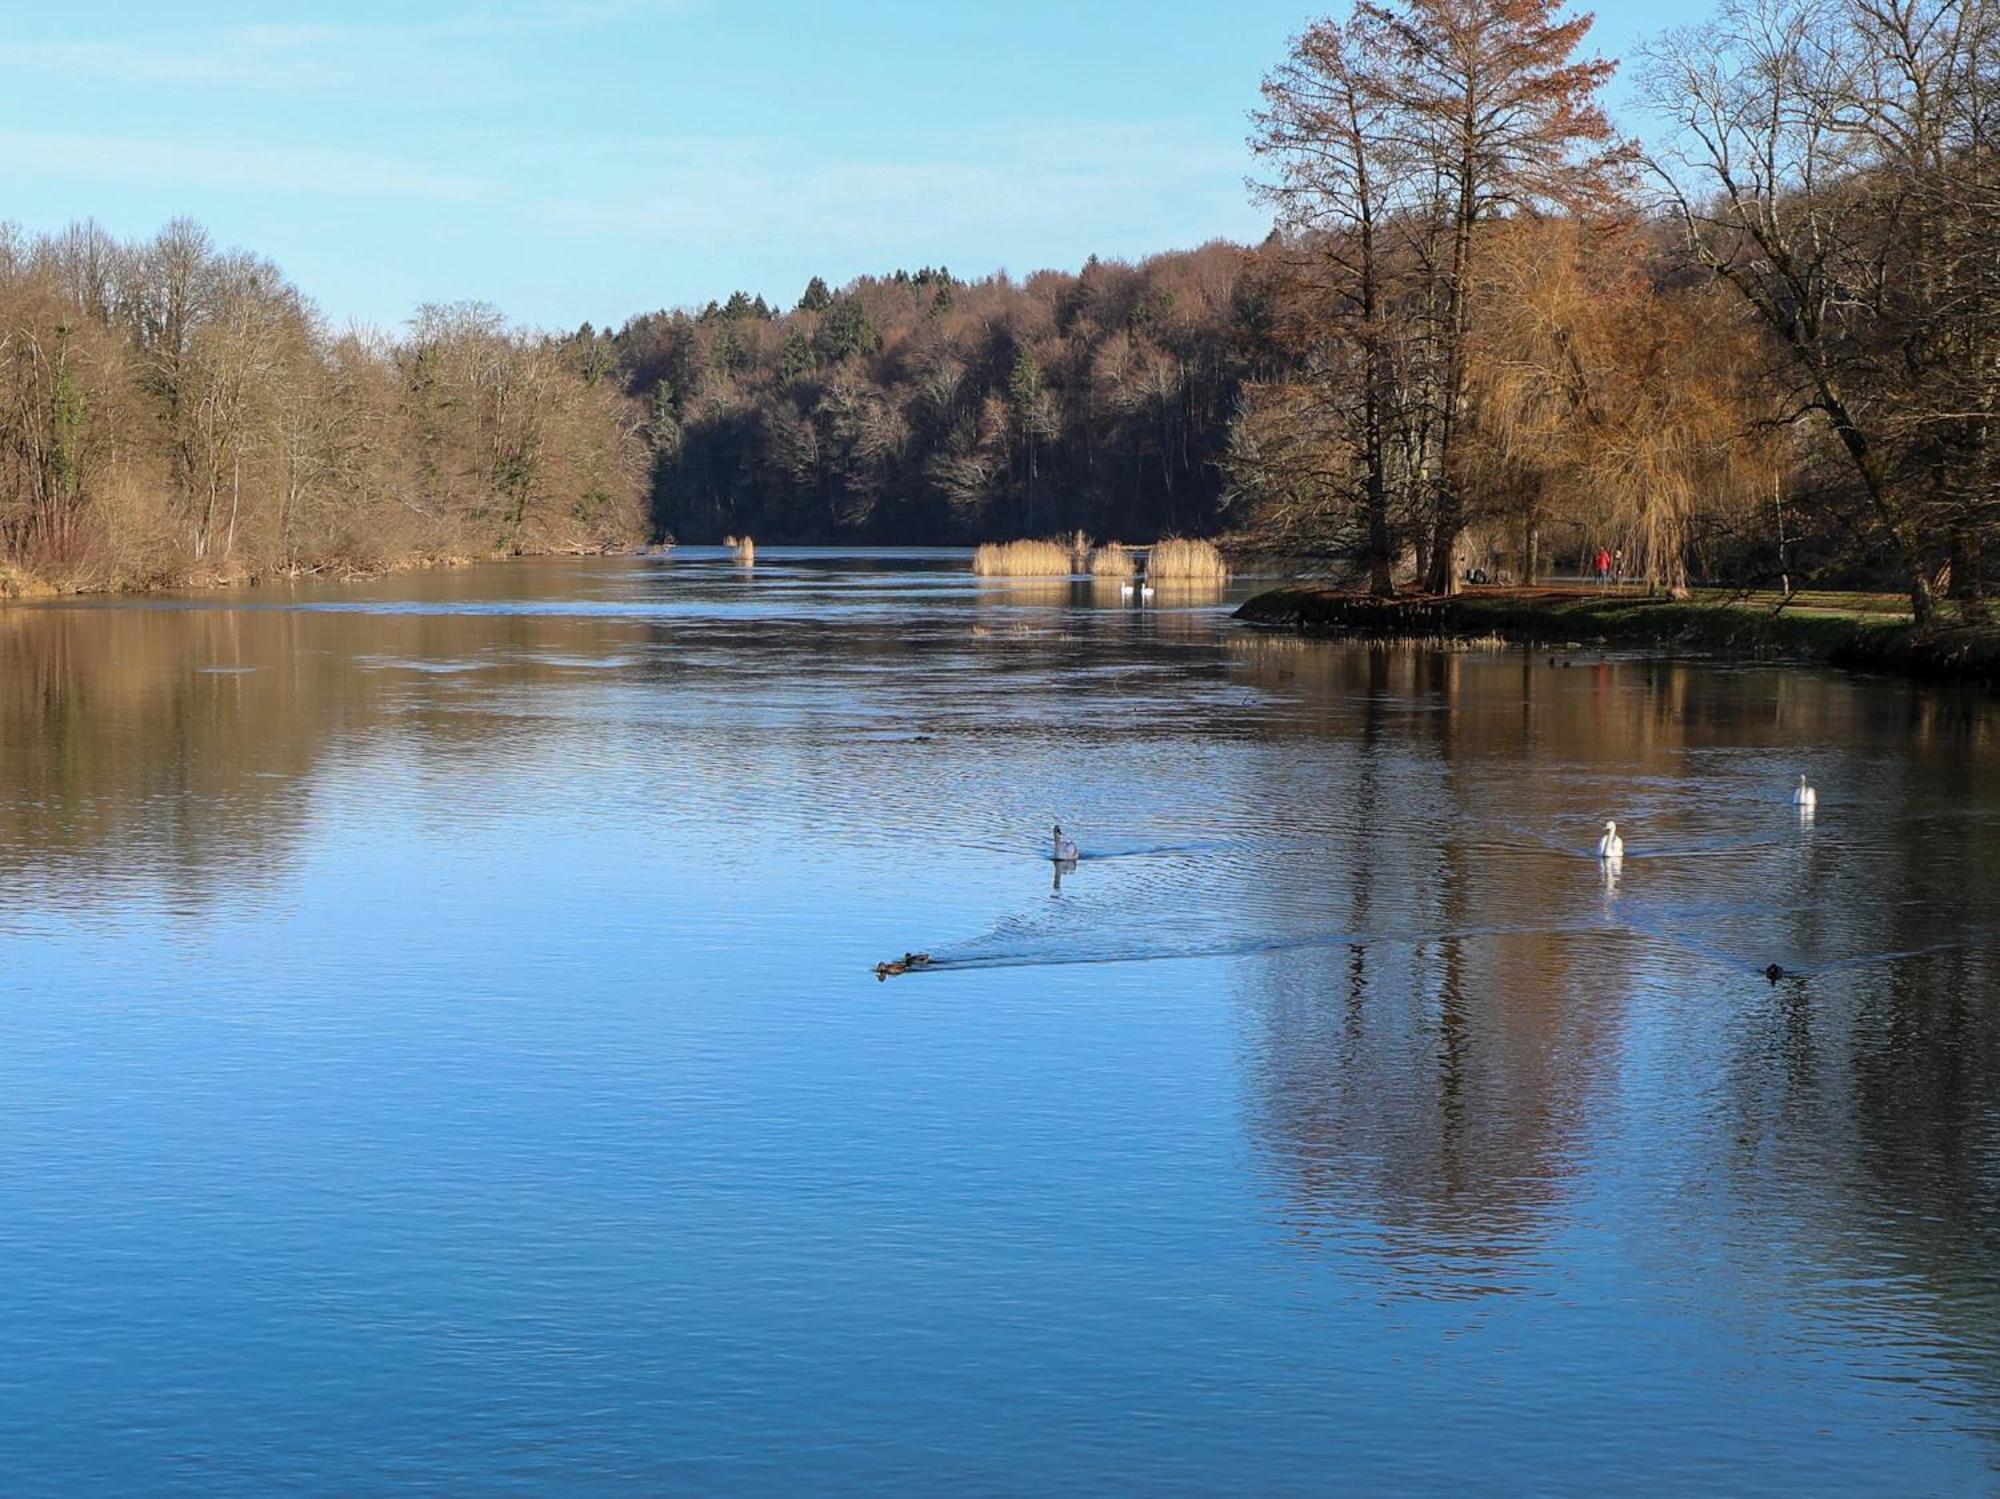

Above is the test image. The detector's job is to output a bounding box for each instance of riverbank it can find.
[1235,584,2000,689]
[0,540,658,604]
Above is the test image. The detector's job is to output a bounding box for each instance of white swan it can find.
[1052,823,1080,862]
[1139,582,1155,601]
[1597,820,1624,859]
[1792,774,1817,810]
[1120,581,1135,600]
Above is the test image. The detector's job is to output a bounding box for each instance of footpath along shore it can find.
[1234,583,2000,690]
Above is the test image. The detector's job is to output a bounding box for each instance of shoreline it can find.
[1234,584,2000,690]
[0,541,658,605]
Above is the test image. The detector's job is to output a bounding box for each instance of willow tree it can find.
[1465,219,1777,595]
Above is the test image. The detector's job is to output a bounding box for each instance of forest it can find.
[0,220,649,593]
[601,252,1256,552]
[0,0,1993,619]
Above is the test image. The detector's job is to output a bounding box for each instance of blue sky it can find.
[0,0,1683,332]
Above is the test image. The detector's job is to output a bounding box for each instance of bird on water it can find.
[1053,824,1080,862]
[1597,820,1624,859]
[1793,774,1817,811]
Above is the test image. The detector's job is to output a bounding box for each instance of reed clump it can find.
[1147,536,1230,582]
[725,535,756,564]
[971,538,1077,577]
[1089,542,1136,578]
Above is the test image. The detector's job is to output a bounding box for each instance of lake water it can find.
[2,549,1997,1495]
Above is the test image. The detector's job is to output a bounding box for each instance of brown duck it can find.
[875,952,933,982]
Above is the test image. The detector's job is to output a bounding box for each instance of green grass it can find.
[1236,584,2000,688]
[1769,590,1911,616]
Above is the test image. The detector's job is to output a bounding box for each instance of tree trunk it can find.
[1367,480,1393,594]
[1426,489,1461,595]
[1425,149,1477,600]
[1814,378,1934,625]
[1363,352,1393,596]
[1949,524,1987,621]
[225,451,240,559]
[1911,567,1938,626]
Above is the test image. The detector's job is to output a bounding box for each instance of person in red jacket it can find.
[1594,546,1612,583]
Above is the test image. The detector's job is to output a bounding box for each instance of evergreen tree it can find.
[813,296,879,363]
[711,324,747,374]
[780,329,817,381]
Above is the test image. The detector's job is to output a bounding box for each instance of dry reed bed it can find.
[1148,537,1229,582]
[974,535,1231,580]
[971,539,1077,576]
[1089,542,1136,578]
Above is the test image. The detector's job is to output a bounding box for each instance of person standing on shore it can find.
[1595,547,1612,584]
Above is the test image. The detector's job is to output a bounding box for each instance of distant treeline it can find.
[589,253,1259,548]
[0,219,647,593]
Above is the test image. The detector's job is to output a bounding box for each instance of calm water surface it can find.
[1,550,1997,1495]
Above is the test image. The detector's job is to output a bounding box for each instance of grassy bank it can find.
[1235,584,2000,689]
[0,539,648,603]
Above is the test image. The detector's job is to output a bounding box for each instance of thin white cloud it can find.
[216,24,364,49]
[228,0,676,49]
[0,131,494,201]
[0,39,341,89]
[529,121,1254,258]
[0,2,684,93]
